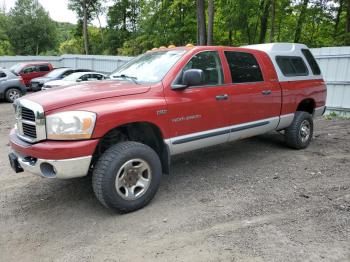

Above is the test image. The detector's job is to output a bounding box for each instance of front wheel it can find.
[5,88,22,103]
[285,111,313,149]
[92,142,162,213]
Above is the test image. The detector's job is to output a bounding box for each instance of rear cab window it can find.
[276,56,309,77]
[224,51,264,83]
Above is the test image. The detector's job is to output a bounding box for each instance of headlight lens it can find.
[46,111,96,140]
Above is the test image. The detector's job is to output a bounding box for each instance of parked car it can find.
[10,62,53,87]
[42,72,107,90]
[30,68,93,91]
[0,69,27,103]
[8,43,326,213]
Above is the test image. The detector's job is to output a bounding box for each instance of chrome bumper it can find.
[13,151,92,179]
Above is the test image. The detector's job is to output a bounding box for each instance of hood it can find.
[24,80,151,111]
[45,79,72,87]
[31,77,53,84]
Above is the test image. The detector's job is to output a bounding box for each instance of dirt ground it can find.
[0,101,349,262]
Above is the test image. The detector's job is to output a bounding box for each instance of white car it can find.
[42,72,106,90]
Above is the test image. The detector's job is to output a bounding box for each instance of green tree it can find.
[68,0,102,54]
[0,11,13,55]
[7,0,57,55]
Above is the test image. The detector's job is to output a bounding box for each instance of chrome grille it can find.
[14,99,46,143]
[22,122,37,138]
[21,107,36,122]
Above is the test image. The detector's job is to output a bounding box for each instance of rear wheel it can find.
[285,111,313,149]
[92,142,162,213]
[5,88,22,103]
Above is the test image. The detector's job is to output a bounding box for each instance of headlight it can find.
[46,111,96,140]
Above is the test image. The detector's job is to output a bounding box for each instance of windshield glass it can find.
[46,68,69,78]
[64,73,82,81]
[9,63,23,73]
[110,50,187,83]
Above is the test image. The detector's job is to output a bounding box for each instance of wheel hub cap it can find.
[300,120,311,143]
[9,91,20,101]
[115,159,152,200]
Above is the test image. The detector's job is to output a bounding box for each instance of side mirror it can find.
[183,69,204,86]
[171,69,204,90]
[76,79,82,82]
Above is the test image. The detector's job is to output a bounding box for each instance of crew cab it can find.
[8,43,327,213]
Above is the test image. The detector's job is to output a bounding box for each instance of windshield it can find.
[110,50,187,83]
[64,73,82,81]
[46,68,69,78]
[9,63,23,73]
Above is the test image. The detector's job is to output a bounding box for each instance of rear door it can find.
[164,50,231,154]
[222,50,282,139]
[20,65,37,85]
[37,64,51,77]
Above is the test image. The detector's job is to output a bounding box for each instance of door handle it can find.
[262,90,272,95]
[216,94,229,101]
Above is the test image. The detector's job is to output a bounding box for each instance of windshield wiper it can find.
[113,74,139,84]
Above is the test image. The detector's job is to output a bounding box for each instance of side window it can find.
[183,51,224,85]
[22,66,36,74]
[224,51,263,83]
[276,56,309,76]
[38,65,50,72]
[93,74,104,80]
[301,49,321,75]
[80,74,90,81]
[0,71,6,78]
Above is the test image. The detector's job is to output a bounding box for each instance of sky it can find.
[0,0,108,26]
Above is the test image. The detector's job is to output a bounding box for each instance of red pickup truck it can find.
[8,43,327,213]
[10,62,53,86]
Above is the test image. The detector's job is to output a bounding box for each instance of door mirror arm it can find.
[171,84,188,90]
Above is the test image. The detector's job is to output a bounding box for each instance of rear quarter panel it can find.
[280,79,327,115]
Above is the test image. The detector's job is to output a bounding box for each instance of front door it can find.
[164,51,231,155]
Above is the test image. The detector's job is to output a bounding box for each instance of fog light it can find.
[40,163,56,178]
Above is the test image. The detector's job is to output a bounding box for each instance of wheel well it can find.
[92,122,170,174]
[4,86,21,95]
[296,99,315,114]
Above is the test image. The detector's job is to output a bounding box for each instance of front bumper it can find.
[9,129,99,179]
[11,151,92,179]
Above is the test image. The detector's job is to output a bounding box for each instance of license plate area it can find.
[8,153,24,173]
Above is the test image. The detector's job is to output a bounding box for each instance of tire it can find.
[5,88,22,103]
[92,141,162,213]
[285,111,313,149]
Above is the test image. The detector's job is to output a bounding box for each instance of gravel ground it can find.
[0,101,349,262]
